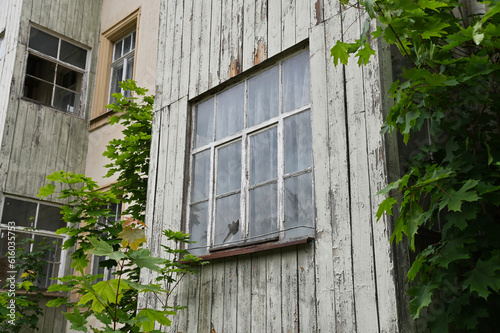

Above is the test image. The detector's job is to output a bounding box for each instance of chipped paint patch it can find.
[253,40,267,65]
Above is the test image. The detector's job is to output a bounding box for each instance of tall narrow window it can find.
[0,197,66,290]
[187,50,314,256]
[109,31,136,103]
[23,27,88,115]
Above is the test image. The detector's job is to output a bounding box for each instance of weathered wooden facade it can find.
[0,0,101,331]
[142,0,412,332]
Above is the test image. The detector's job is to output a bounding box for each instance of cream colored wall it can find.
[85,0,160,188]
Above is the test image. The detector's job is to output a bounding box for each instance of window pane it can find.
[284,110,312,173]
[123,34,131,55]
[53,87,80,113]
[248,183,278,240]
[26,54,56,82]
[131,31,136,50]
[283,51,310,112]
[0,35,5,58]
[56,65,83,91]
[29,27,58,58]
[0,231,32,286]
[24,76,53,105]
[216,141,241,195]
[33,235,62,289]
[37,204,64,232]
[216,83,244,140]
[1,198,37,228]
[124,56,134,98]
[214,194,241,246]
[194,98,214,148]
[188,201,208,255]
[113,40,123,61]
[60,40,86,69]
[248,66,279,127]
[109,63,123,102]
[250,127,277,185]
[284,172,314,239]
[191,150,211,202]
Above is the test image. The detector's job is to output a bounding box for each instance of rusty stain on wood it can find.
[315,0,323,24]
[228,54,241,78]
[253,40,267,65]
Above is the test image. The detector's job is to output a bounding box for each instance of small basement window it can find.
[187,50,314,256]
[23,27,88,115]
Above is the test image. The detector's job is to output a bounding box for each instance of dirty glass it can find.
[247,66,279,127]
[248,183,278,240]
[54,87,79,113]
[194,98,214,148]
[56,65,82,90]
[216,141,241,195]
[26,54,56,82]
[214,194,241,246]
[29,27,58,58]
[60,40,87,69]
[283,51,310,113]
[284,110,312,174]
[37,204,65,232]
[216,83,244,139]
[191,150,211,202]
[249,127,277,185]
[189,201,208,254]
[1,197,37,228]
[284,172,313,239]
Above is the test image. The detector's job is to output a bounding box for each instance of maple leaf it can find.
[119,225,146,250]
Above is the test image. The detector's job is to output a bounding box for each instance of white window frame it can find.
[108,30,136,102]
[90,202,122,281]
[187,50,314,255]
[0,196,68,290]
[23,26,88,115]
[0,31,5,59]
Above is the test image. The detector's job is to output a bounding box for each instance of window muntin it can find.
[109,31,136,102]
[187,50,314,255]
[23,27,87,114]
[0,197,66,290]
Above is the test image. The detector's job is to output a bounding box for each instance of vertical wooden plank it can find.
[208,0,222,88]
[253,0,268,65]
[309,22,339,333]
[267,0,281,58]
[228,0,243,78]
[210,259,225,333]
[155,0,168,110]
[175,271,189,333]
[242,0,255,72]
[188,0,202,98]
[362,16,400,333]
[198,264,213,332]
[30,0,42,25]
[298,243,317,332]
[281,0,295,50]
[250,251,267,332]
[179,0,193,99]
[220,0,232,80]
[186,269,201,333]
[296,0,310,41]
[51,0,64,33]
[324,13,357,332]
[282,247,299,333]
[236,255,252,333]
[78,0,91,44]
[170,0,184,102]
[162,0,176,105]
[311,0,324,26]
[223,258,238,332]
[64,0,77,36]
[16,103,36,196]
[266,249,282,332]
[5,102,27,194]
[342,5,379,332]
[198,0,212,94]
[26,105,45,196]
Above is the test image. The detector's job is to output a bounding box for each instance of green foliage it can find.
[334,0,500,331]
[0,236,52,332]
[37,81,206,332]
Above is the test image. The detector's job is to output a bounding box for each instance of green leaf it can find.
[46,297,67,307]
[136,309,173,331]
[439,180,480,212]
[408,283,437,319]
[376,196,397,220]
[119,225,146,250]
[463,257,500,299]
[127,248,165,271]
[472,21,484,45]
[38,183,56,198]
[331,41,351,66]
[64,308,88,332]
[356,43,376,66]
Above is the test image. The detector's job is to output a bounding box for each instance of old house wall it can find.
[143,0,406,332]
[0,0,101,204]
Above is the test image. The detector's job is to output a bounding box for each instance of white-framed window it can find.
[0,31,5,59]
[0,196,66,290]
[187,50,314,256]
[109,31,136,102]
[90,203,122,281]
[23,26,88,115]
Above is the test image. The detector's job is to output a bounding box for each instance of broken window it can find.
[23,27,88,115]
[0,196,66,290]
[187,50,314,255]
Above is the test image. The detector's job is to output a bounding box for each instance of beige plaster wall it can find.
[85,0,160,188]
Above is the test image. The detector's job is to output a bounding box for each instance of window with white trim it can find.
[90,203,122,282]
[109,31,136,102]
[0,32,5,59]
[0,196,66,290]
[187,50,314,256]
